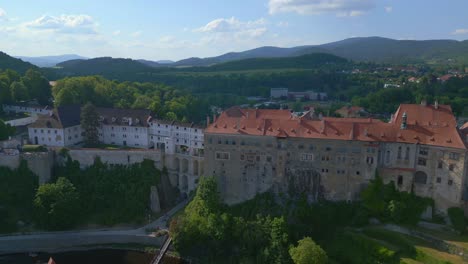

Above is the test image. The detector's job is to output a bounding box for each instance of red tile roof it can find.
[439,74,453,82]
[206,104,466,149]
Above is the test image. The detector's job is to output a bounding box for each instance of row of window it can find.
[151,123,200,133]
[109,133,140,139]
[397,174,453,186]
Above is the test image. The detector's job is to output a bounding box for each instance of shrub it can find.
[22,144,47,152]
[448,207,466,234]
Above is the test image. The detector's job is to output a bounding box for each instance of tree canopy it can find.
[289,237,328,264]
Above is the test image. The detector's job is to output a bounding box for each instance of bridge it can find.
[150,236,172,264]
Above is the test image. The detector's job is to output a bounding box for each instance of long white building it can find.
[97,107,152,148]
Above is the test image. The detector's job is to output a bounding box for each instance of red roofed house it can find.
[335,106,367,118]
[205,102,467,214]
[438,74,453,83]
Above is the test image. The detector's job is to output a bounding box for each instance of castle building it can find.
[27,105,204,194]
[28,105,83,147]
[148,120,205,193]
[204,103,467,213]
[96,107,152,148]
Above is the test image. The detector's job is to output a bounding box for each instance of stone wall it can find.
[67,149,162,169]
[21,151,54,184]
[0,153,20,169]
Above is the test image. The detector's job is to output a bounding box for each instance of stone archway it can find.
[414,171,428,184]
[180,174,188,193]
[174,157,180,172]
[182,159,189,173]
[193,160,199,176]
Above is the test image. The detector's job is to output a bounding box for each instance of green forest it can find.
[171,176,465,264]
[0,157,162,232]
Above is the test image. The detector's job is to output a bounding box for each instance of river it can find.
[0,249,185,264]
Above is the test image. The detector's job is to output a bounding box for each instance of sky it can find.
[0,0,468,61]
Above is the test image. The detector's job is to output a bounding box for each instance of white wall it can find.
[99,124,149,148]
[5,116,38,127]
[28,127,66,147]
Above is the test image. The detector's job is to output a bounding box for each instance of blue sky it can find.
[0,0,467,61]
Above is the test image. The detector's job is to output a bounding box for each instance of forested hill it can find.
[55,57,154,81]
[44,53,350,82]
[164,37,468,66]
[316,37,468,64]
[206,53,348,71]
[0,52,37,74]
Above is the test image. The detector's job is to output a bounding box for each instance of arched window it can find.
[414,171,427,184]
[397,175,403,186]
[397,146,402,159]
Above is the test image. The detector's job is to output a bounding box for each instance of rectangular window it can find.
[419,147,428,156]
[449,164,455,171]
[438,161,443,169]
[449,152,460,160]
[301,153,314,161]
[215,152,230,160]
[417,157,427,166]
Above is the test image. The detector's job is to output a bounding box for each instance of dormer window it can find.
[122,117,129,123]
[98,116,105,122]
[135,118,140,124]
[111,117,116,123]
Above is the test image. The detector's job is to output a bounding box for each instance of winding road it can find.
[0,200,188,254]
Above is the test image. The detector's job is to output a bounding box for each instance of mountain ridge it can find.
[16,54,88,67]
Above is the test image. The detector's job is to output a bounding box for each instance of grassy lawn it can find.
[412,225,468,250]
[361,227,466,264]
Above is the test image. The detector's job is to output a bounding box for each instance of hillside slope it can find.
[0,52,37,74]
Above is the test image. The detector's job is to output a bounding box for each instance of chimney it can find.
[206,116,210,126]
[421,99,427,106]
[434,100,439,109]
[400,112,407,129]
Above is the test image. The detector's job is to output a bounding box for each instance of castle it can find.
[23,105,204,194]
[5,101,468,214]
[205,102,468,214]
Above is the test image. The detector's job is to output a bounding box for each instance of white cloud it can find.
[452,28,468,35]
[25,14,98,34]
[112,30,121,36]
[194,17,268,42]
[268,0,375,16]
[195,17,267,33]
[131,31,142,37]
[385,6,393,13]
